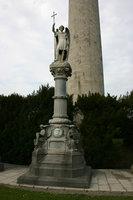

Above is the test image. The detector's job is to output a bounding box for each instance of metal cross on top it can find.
[51,11,57,24]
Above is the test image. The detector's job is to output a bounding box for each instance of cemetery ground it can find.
[0,185,133,200]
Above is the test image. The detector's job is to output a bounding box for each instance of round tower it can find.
[67,0,104,102]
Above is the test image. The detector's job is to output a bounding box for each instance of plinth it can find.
[17,61,91,188]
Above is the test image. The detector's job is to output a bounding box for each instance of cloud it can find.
[0,0,69,95]
[99,0,133,96]
[0,0,132,96]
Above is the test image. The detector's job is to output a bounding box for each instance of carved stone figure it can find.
[67,125,80,151]
[33,125,49,163]
[34,124,47,148]
[52,23,70,61]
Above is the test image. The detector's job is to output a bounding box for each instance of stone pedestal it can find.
[17,61,91,188]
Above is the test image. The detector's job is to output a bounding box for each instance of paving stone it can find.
[2,179,13,184]
[10,182,18,186]
[109,183,126,192]
[0,165,133,194]
[98,179,108,185]
[99,184,110,192]
[88,183,99,191]
[121,171,133,178]
[119,179,133,192]
[105,171,116,178]
[91,177,98,184]
[107,178,119,184]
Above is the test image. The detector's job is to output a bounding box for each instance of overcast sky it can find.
[0,0,133,97]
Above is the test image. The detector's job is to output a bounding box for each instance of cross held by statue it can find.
[51,11,57,24]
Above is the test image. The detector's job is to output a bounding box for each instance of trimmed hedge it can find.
[0,86,133,168]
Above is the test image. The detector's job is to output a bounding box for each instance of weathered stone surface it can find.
[49,61,72,125]
[50,61,72,78]
[17,123,91,188]
[17,166,91,188]
[67,0,104,102]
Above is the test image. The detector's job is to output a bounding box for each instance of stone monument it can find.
[67,0,104,102]
[17,19,91,188]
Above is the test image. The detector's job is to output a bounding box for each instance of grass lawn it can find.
[0,185,133,200]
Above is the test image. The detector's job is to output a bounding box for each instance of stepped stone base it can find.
[17,166,91,188]
[18,151,92,188]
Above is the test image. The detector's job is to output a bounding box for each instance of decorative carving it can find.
[49,118,71,125]
[53,128,63,138]
[33,124,50,162]
[50,61,72,78]
[34,125,47,148]
[67,125,81,152]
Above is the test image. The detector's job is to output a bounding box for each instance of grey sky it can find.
[0,0,133,96]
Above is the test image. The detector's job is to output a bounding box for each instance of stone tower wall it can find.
[67,0,104,101]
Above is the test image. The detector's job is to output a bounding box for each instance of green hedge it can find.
[0,85,54,165]
[0,86,133,168]
[75,93,133,168]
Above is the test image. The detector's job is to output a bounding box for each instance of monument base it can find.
[17,166,91,188]
[17,123,92,188]
[17,60,92,188]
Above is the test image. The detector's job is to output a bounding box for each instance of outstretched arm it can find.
[52,23,55,33]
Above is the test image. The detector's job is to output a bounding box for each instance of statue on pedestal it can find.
[17,12,91,188]
[52,24,70,61]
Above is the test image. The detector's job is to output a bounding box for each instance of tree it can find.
[75,93,133,168]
